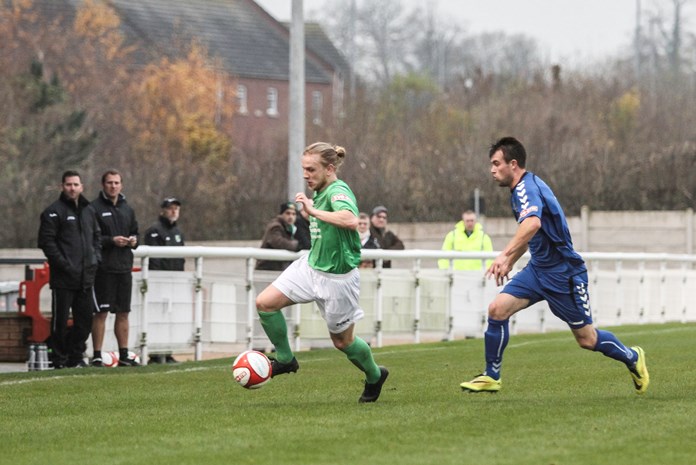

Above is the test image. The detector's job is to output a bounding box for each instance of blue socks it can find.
[481,321,636,381]
[484,318,509,380]
[593,329,637,366]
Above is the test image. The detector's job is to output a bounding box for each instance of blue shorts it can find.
[502,265,593,329]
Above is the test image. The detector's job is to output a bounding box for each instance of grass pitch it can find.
[2,323,695,465]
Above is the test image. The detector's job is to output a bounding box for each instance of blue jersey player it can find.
[460,137,649,395]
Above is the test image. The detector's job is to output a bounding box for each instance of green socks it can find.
[259,312,380,383]
[342,337,381,383]
[258,311,294,363]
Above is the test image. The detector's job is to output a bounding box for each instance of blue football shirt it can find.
[510,172,586,290]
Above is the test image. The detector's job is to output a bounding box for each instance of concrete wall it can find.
[389,208,696,255]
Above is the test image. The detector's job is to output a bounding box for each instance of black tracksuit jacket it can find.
[92,191,139,273]
[37,193,102,289]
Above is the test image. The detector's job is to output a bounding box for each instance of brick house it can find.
[34,0,351,152]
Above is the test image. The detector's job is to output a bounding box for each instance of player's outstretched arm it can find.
[486,216,540,286]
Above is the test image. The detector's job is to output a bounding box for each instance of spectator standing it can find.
[460,136,649,395]
[369,205,404,268]
[144,198,185,271]
[91,170,140,367]
[438,210,494,271]
[256,142,389,403]
[294,210,312,250]
[357,212,379,268]
[255,202,302,271]
[37,170,101,369]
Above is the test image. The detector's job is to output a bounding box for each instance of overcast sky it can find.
[255,0,695,65]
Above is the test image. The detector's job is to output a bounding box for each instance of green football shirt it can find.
[308,179,361,274]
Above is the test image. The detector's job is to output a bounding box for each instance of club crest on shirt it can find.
[331,193,350,202]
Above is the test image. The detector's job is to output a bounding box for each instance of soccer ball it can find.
[232,350,272,389]
[102,351,119,368]
[102,351,140,367]
[127,351,141,365]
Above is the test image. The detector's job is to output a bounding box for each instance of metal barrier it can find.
[116,246,696,364]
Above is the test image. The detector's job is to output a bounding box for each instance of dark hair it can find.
[61,170,81,183]
[489,136,526,168]
[101,169,122,184]
[304,142,346,170]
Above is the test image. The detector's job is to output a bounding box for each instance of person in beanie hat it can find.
[255,202,302,271]
[369,205,404,268]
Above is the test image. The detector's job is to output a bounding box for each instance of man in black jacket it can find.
[144,197,185,271]
[38,170,101,369]
[91,170,140,367]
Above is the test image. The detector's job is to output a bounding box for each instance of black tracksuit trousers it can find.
[49,287,96,366]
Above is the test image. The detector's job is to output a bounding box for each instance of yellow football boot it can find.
[460,374,502,393]
[629,346,650,394]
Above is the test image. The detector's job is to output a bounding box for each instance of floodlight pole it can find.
[288,0,305,201]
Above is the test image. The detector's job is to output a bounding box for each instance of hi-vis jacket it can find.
[437,221,493,271]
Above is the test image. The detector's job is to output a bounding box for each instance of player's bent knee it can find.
[572,325,597,350]
[487,301,507,320]
[330,331,354,351]
[255,297,274,313]
[574,333,597,350]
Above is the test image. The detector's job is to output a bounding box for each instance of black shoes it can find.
[359,366,389,403]
[91,357,104,368]
[118,356,140,367]
[270,357,299,378]
[66,359,88,368]
[148,354,179,364]
[267,358,388,402]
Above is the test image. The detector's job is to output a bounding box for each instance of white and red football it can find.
[102,351,119,368]
[231,350,272,389]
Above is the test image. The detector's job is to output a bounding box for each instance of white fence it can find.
[85,246,696,364]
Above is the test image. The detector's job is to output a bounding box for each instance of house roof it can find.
[302,22,351,82]
[33,0,339,84]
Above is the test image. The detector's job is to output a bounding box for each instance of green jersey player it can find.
[255,142,389,403]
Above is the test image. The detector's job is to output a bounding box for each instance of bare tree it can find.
[640,0,694,74]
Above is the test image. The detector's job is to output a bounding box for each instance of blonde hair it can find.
[304,142,346,171]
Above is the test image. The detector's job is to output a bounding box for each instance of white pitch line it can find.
[3,325,692,386]
[0,366,214,387]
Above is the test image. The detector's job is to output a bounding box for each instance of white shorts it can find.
[272,254,364,334]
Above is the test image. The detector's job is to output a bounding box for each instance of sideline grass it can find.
[2,323,695,465]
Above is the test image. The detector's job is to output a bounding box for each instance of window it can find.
[311,91,323,125]
[266,87,278,117]
[236,85,248,114]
